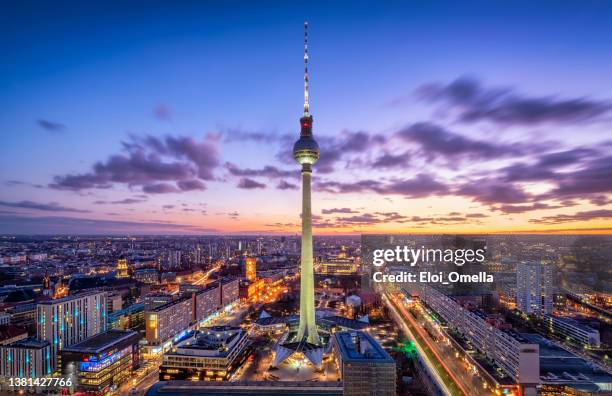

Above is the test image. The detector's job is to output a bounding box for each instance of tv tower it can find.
[293,20,320,345]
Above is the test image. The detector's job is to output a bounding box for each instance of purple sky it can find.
[1,1,612,234]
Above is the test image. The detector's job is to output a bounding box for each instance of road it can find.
[384,292,493,396]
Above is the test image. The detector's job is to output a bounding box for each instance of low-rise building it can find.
[0,325,28,345]
[0,338,53,380]
[61,330,140,395]
[160,326,251,381]
[545,314,601,348]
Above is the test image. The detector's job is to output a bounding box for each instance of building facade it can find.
[61,330,140,395]
[160,326,251,381]
[37,291,107,371]
[332,331,396,396]
[145,296,192,347]
[545,314,601,348]
[516,261,553,315]
[0,338,53,380]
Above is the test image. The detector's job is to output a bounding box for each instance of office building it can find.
[145,296,192,348]
[194,284,220,324]
[332,331,396,396]
[106,292,123,313]
[220,278,239,306]
[160,326,251,381]
[516,261,553,315]
[545,314,601,348]
[0,338,53,379]
[134,268,159,284]
[37,291,107,371]
[107,303,144,331]
[61,330,140,394]
[144,293,174,311]
[319,257,358,275]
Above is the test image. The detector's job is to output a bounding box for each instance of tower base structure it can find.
[272,331,329,369]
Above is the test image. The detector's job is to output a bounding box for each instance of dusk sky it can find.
[1,1,612,234]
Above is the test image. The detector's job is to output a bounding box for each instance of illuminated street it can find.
[384,292,494,396]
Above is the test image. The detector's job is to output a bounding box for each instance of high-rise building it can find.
[245,257,257,282]
[516,261,553,315]
[293,20,320,346]
[37,291,107,371]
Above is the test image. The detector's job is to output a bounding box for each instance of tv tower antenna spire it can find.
[303,20,310,116]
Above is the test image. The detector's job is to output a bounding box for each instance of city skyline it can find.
[2,1,612,235]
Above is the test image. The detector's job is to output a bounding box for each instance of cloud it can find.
[371,152,411,168]
[493,203,563,214]
[93,198,147,205]
[153,104,172,121]
[237,178,266,189]
[457,180,530,205]
[223,128,291,144]
[335,213,382,225]
[397,122,527,161]
[0,214,217,234]
[177,179,206,191]
[529,209,612,224]
[322,208,358,214]
[142,183,180,194]
[589,195,612,206]
[50,134,220,192]
[499,147,595,183]
[550,154,612,196]
[225,162,295,179]
[0,200,90,213]
[37,119,66,132]
[418,77,612,126]
[277,180,298,190]
[375,211,409,221]
[315,174,448,198]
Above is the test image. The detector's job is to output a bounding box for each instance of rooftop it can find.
[8,337,50,349]
[333,331,393,363]
[145,380,343,396]
[37,290,105,305]
[171,326,247,358]
[521,333,612,393]
[61,330,139,354]
[319,315,368,331]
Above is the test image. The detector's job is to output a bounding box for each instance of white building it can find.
[545,314,600,348]
[145,296,192,347]
[516,261,553,315]
[36,291,107,371]
[409,283,540,394]
[0,338,53,380]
